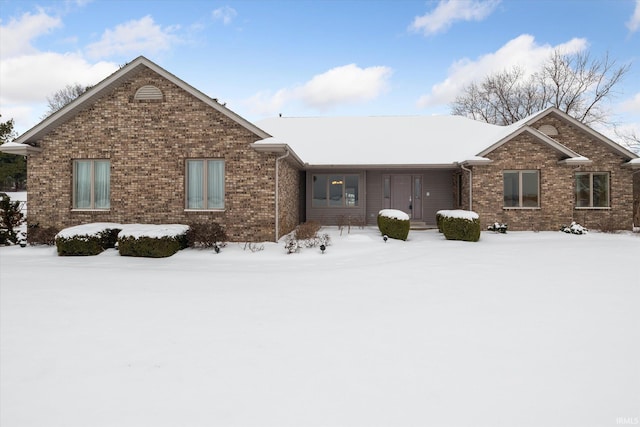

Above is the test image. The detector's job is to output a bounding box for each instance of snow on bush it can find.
[377,209,410,241]
[436,209,481,242]
[560,221,588,235]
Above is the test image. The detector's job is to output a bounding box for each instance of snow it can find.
[437,209,480,220]
[378,208,410,220]
[55,223,124,239]
[255,115,514,166]
[1,227,639,427]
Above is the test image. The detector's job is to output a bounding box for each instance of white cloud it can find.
[0,9,62,58]
[409,0,500,36]
[212,6,237,25]
[416,34,587,108]
[620,92,640,113]
[85,15,180,59]
[245,64,393,116]
[627,0,640,33]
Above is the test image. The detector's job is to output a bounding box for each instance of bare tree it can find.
[42,83,90,118]
[451,50,631,126]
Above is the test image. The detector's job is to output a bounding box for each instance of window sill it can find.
[502,207,541,210]
[184,209,226,212]
[71,209,110,212]
[574,207,610,210]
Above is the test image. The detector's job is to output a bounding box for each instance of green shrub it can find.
[56,235,105,256]
[377,210,410,241]
[55,225,122,255]
[118,235,188,258]
[441,213,481,242]
[0,192,24,244]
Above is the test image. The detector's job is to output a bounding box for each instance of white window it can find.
[186,159,225,210]
[503,170,539,208]
[73,160,110,209]
[575,172,609,208]
[312,174,359,208]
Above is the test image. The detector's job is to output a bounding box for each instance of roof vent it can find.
[134,85,163,101]
[538,124,558,136]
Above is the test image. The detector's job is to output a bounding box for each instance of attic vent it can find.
[134,85,163,101]
[538,124,558,136]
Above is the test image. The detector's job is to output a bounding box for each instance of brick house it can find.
[2,56,638,240]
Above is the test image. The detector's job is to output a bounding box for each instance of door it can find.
[390,175,413,217]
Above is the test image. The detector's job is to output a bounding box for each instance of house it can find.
[2,56,638,242]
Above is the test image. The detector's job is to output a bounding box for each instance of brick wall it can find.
[27,65,299,242]
[471,113,635,231]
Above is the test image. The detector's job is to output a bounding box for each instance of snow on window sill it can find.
[502,207,540,210]
[184,209,226,212]
[574,207,611,210]
[71,209,111,212]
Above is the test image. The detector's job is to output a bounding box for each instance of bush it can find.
[377,209,410,241]
[560,222,588,235]
[117,225,189,258]
[0,192,24,245]
[27,223,59,245]
[294,221,321,240]
[284,222,330,254]
[56,235,105,256]
[118,235,188,258]
[439,210,481,242]
[186,222,227,248]
[55,225,122,256]
[435,212,445,233]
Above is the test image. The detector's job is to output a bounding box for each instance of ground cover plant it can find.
[1,226,638,427]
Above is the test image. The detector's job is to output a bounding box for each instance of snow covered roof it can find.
[254,107,638,168]
[255,115,514,167]
[0,141,42,156]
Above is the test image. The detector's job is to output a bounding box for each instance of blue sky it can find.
[1,0,639,142]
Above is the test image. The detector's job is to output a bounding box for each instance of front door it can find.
[390,175,416,219]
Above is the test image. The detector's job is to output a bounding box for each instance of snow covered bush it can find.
[118,225,189,258]
[560,222,588,235]
[55,223,122,256]
[437,210,481,242]
[377,209,410,241]
[186,222,227,248]
[487,222,508,233]
[0,192,24,245]
[285,222,330,254]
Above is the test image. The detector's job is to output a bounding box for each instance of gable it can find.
[13,56,270,147]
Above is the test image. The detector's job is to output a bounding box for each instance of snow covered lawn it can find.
[1,228,639,427]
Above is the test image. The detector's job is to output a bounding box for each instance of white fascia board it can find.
[0,142,42,156]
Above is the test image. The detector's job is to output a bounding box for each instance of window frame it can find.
[185,159,225,211]
[503,170,540,209]
[72,159,111,210]
[312,174,360,208]
[575,172,610,209]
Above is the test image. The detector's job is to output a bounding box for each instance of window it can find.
[186,159,225,209]
[575,172,609,208]
[73,160,110,209]
[503,170,539,208]
[312,174,359,208]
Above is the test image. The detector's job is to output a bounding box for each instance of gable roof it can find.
[478,107,639,161]
[11,56,270,147]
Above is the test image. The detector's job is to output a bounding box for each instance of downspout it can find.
[460,164,472,211]
[275,150,290,242]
